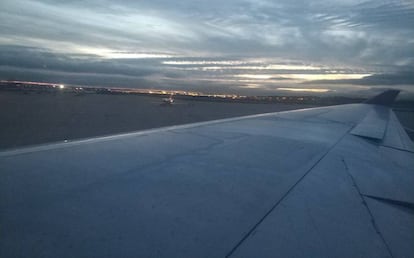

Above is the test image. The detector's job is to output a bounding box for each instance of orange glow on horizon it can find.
[277,88,331,93]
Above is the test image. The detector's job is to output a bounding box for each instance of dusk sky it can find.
[1,0,413,97]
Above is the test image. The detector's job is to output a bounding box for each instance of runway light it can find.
[59,84,65,89]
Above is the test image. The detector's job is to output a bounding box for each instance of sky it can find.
[0,0,413,97]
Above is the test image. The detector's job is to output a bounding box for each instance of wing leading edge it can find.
[0,90,413,258]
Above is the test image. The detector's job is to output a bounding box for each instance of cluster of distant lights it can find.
[52,84,69,89]
[0,80,89,91]
[1,80,330,95]
[1,80,67,89]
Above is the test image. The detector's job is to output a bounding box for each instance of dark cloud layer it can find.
[0,45,161,77]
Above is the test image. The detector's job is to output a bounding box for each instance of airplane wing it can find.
[1,90,413,258]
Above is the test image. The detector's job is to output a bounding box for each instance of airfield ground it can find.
[0,91,413,150]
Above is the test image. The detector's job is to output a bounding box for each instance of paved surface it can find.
[0,91,315,149]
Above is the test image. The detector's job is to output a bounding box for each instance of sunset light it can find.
[276,88,331,93]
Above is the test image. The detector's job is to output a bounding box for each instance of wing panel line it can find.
[341,158,394,257]
[226,126,354,258]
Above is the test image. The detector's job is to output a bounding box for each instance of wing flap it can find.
[350,105,389,140]
[382,110,414,152]
[364,197,414,258]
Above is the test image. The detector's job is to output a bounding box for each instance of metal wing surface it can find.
[1,90,413,258]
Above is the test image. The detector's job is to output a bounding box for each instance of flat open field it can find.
[1,91,413,150]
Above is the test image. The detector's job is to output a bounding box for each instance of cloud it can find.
[0,0,413,96]
[306,71,414,86]
[0,45,164,77]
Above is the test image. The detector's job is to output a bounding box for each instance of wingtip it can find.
[364,89,400,106]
